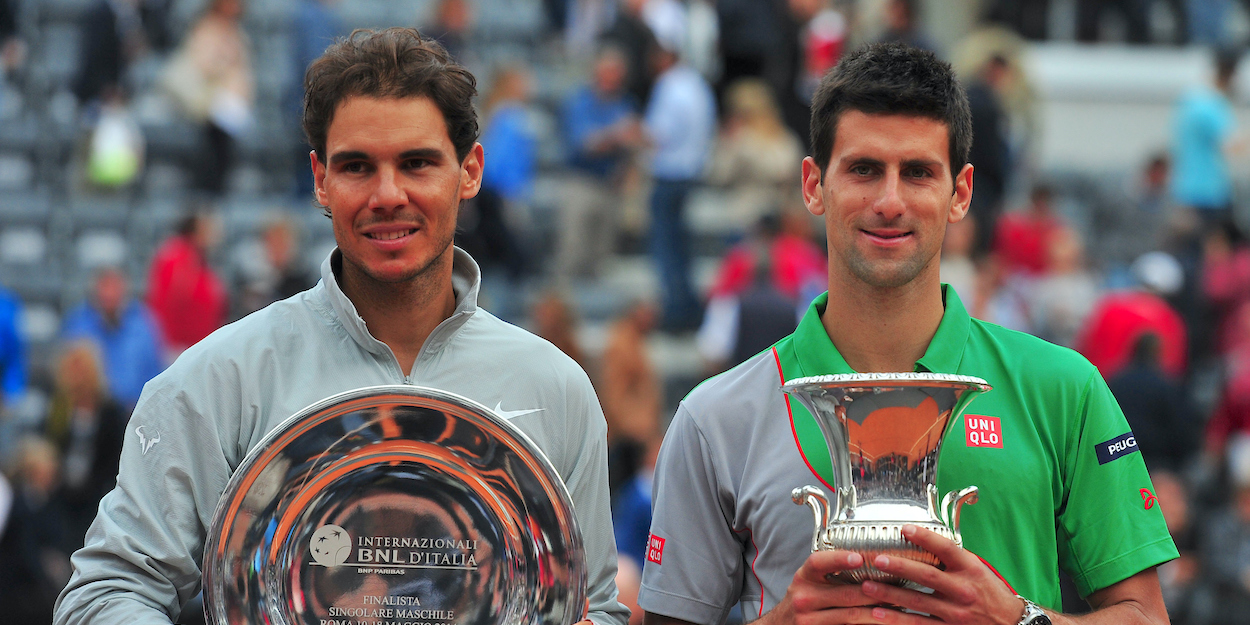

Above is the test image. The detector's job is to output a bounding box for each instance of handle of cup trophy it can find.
[939,485,979,547]
[792,485,834,552]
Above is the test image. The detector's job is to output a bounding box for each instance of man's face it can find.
[312,96,483,286]
[95,269,126,317]
[801,110,972,290]
[594,54,626,96]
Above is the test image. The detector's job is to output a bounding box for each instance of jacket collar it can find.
[316,246,482,357]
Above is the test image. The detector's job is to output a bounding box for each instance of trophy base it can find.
[820,521,954,586]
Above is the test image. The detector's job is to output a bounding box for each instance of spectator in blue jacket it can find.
[0,285,25,409]
[61,267,165,410]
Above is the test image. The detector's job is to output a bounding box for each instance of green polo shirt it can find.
[777,287,1177,606]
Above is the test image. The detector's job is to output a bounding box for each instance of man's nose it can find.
[873,172,906,220]
[370,167,408,209]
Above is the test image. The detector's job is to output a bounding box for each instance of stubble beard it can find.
[842,246,933,289]
[340,204,459,303]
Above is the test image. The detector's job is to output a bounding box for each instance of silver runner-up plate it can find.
[203,385,587,625]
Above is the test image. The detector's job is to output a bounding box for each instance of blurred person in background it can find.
[1108,333,1197,473]
[1100,153,1184,266]
[601,300,662,448]
[1187,0,1236,45]
[556,44,643,283]
[232,215,316,318]
[1172,46,1242,236]
[612,434,659,571]
[876,0,938,53]
[1149,470,1202,624]
[968,252,1033,332]
[1028,227,1100,348]
[787,0,846,111]
[1135,153,1178,225]
[427,0,473,63]
[61,266,165,410]
[0,284,26,410]
[41,341,126,542]
[75,0,170,109]
[160,0,254,197]
[993,183,1067,277]
[1077,0,1150,44]
[939,213,978,301]
[705,78,805,234]
[1076,251,1188,380]
[289,0,345,198]
[74,0,164,190]
[983,0,1050,40]
[697,211,824,373]
[644,30,716,332]
[0,437,72,625]
[714,0,783,104]
[529,290,588,373]
[457,64,534,289]
[965,54,1012,255]
[1201,304,1250,460]
[146,213,227,361]
[1201,221,1250,357]
[601,0,659,109]
[1197,438,1250,623]
[600,300,662,493]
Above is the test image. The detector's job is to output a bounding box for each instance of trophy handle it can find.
[792,485,833,552]
[939,486,979,547]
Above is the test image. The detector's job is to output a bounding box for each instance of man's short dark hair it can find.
[303,27,479,165]
[809,42,972,183]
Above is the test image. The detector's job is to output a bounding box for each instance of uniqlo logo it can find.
[646,534,665,564]
[965,415,1003,448]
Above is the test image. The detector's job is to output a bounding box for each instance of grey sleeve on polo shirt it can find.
[639,401,746,625]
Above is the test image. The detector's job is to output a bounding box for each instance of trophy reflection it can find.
[783,373,991,586]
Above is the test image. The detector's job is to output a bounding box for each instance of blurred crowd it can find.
[8,0,1250,623]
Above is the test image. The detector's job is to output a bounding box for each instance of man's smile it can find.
[366,228,418,241]
[861,228,913,245]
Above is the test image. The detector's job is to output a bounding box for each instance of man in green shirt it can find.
[638,42,1175,625]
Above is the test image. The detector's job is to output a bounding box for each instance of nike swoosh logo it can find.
[493,402,545,420]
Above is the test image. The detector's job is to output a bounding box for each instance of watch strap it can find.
[1014,595,1051,625]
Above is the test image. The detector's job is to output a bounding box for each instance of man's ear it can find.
[948,162,973,224]
[801,156,826,216]
[311,151,329,208]
[459,143,484,200]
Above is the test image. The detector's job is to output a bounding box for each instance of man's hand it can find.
[854,524,1023,624]
[758,550,885,625]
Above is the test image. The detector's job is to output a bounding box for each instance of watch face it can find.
[1033,616,1052,625]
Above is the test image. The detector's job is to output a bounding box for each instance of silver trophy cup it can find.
[783,373,991,585]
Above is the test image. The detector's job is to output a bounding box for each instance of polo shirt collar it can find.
[793,284,971,376]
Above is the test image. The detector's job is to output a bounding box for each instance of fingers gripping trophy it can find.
[784,373,990,586]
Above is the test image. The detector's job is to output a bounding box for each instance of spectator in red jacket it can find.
[993,184,1066,277]
[1075,251,1188,380]
[146,213,226,360]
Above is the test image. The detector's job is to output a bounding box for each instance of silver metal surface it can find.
[203,385,586,625]
[784,374,990,585]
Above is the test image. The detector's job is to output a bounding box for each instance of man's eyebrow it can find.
[328,150,370,165]
[901,158,944,169]
[398,148,446,161]
[841,156,885,168]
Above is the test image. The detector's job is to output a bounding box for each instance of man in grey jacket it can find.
[55,28,628,625]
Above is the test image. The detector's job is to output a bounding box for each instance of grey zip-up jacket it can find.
[54,248,628,625]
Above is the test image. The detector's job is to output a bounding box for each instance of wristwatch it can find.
[1015,596,1052,625]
